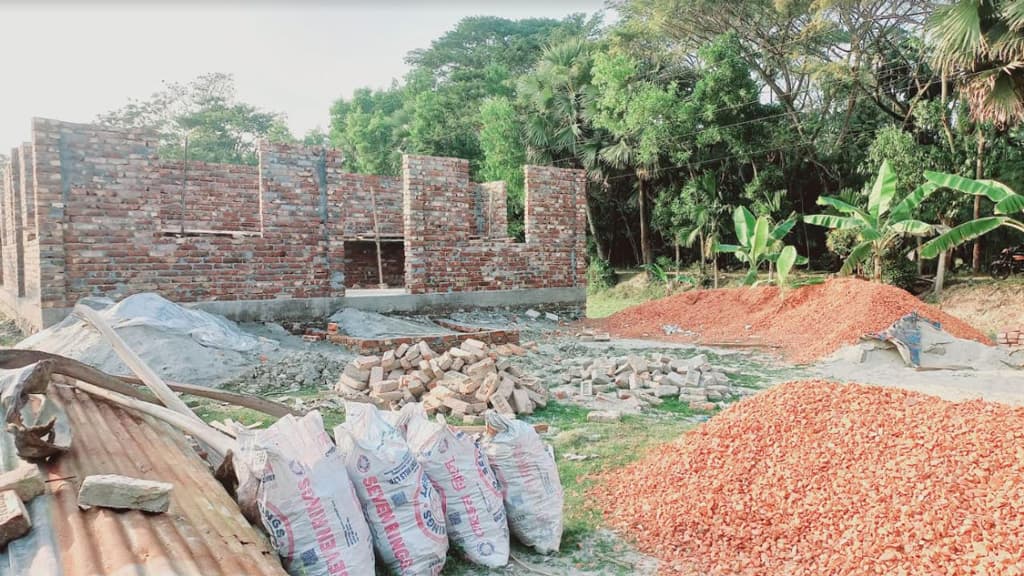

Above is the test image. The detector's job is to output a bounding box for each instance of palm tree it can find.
[805,160,939,281]
[929,0,1024,125]
[929,1,1024,270]
[518,39,611,260]
[678,174,731,287]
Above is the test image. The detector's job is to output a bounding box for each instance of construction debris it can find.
[0,463,44,502]
[595,380,1024,575]
[0,490,31,546]
[553,351,751,411]
[334,339,547,421]
[78,474,174,513]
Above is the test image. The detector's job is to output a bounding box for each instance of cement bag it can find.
[335,402,448,576]
[381,402,424,437]
[481,411,563,553]
[236,411,374,576]
[406,408,510,567]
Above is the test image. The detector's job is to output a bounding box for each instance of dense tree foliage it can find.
[98,73,296,165]
[100,4,1024,282]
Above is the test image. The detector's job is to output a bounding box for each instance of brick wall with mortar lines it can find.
[343,241,404,287]
[2,120,586,327]
[157,161,261,232]
[402,155,586,294]
[19,144,40,301]
[3,149,24,296]
[336,174,403,237]
[27,119,348,310]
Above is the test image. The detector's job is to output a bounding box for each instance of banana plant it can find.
[718,206,803,286]
[919,172,1024,259]
[804,160,938,281]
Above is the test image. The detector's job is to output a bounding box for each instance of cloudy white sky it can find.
[0,1,607,147]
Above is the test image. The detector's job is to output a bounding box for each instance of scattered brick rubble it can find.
[996,326,1024,347]
[552,352,754,411]
[334,338,548,423]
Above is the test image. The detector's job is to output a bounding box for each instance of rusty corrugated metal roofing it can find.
[0,378,287,576]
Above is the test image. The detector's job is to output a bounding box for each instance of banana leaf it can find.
[776,245,797,288]
[889,220,934,235]
[924,171,1013,202]
[804,214,864,230]
[868,160,897,219]
[995,193,1024,215]
[919,217,1007,259]
[816,196,868,219]
[770,217,798,241]
[840,240,874,276]
[888,182,939,223]
[734,206,756,248]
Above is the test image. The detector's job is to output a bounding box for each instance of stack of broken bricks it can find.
[335,338,548,423]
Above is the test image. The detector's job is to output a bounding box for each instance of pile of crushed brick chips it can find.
[593,380,1024,575]
[593,278,989,363]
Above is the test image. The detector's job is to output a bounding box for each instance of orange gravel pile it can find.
[594,380,1024,576]
[593,278,990,363]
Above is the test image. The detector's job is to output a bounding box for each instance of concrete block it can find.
[78,474,173,513]
[0,463,44,502]
[586,410,621,423]
[0,490,30,546]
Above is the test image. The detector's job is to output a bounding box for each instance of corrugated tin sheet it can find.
[0,378,287,576]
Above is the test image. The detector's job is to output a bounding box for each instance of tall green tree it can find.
[478,96,527,239]
[98,73,294,165]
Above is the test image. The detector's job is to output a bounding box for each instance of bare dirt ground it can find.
[935,278,1024,336]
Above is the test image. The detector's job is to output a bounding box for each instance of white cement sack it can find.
[335,403,448,576]
[381,403,424,437]
[406,407,510,567]
[236,411,374,576]
[481,411,564,554]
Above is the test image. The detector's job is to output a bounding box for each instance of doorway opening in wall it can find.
[342,239,406,296]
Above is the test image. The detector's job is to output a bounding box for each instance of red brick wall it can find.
[343,240,404,288]
[403,155,586,294]
[2,121,585,326]
[336,174,402,238]
[27,120,347,310]
[156,161,261,233]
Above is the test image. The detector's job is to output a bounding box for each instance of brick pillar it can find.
[402,155,472,293]
[524,165,588,288]
[4,148,25,296]
[476,181,508,239]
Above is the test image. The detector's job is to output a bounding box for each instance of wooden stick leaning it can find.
[73,304,202,422]
[0,349,297,418]
[70,379,236,459]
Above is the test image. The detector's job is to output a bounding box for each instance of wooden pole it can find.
[368,186,386,289]
[74,304,202,423]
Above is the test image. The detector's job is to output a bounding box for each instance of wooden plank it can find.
[74,305,202,423]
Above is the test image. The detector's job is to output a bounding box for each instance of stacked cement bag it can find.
[335,403,448,576]
[405,405,510,567]
[236,411,375,576]
[482,410,564,553]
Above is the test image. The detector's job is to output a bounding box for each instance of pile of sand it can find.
[593,278,989,363]
[594,380,1024,575]
[19,294,277,385]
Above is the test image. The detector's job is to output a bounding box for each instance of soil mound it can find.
[593,380,1024,575]
[593,278,989,363]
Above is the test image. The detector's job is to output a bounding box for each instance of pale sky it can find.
[0,1,608,148]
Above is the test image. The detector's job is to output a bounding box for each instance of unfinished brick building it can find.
[0,118,587,331]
